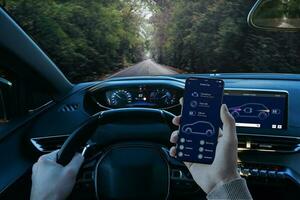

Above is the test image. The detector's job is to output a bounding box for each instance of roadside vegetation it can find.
[6,0,147,82]
[151,0,300,74]
[5,0,300,82]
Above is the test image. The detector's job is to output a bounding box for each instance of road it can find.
[108,59,179,78]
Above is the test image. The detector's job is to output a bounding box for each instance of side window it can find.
[0,66,51,124]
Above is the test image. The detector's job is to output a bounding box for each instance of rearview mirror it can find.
[248,0,300,31]
[0,77,12,123]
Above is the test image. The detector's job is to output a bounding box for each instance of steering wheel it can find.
[56,108,199,200]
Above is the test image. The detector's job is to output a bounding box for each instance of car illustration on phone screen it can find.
[181,121,215,136]
[229,103,270,120]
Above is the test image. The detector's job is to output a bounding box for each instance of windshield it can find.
[5,0,300,82]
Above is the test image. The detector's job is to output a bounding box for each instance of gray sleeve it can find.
[206,178,253,200]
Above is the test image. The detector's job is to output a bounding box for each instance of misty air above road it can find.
[108,59,179,78]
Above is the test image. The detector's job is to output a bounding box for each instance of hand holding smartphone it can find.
[176,77,224,164]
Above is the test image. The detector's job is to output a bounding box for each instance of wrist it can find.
[205,171,241,194]
[216,172,241,188]
[31,192,63,200]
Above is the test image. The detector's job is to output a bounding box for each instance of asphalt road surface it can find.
[109,59,179,78]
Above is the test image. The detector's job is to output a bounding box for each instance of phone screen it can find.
[176,77,224,164]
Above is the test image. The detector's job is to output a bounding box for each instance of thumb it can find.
[65,153,84,174]
[220,104,236,141]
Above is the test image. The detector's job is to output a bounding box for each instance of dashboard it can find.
[85,78,289,136]
[24,75,300,199]
[80,76,300,195]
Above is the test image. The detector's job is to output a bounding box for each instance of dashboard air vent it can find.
[31,135,68,152]
[238,134,300,153]
[59,104,79,112]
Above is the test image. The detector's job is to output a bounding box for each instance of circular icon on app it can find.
[179,145,184,150]
[180,138,185,143]
[190,100,198,108]
[198,154,203,159]
[192,92,199,97]
[199,147,204,152]
[200,140,205,145]
[178,152,183,157]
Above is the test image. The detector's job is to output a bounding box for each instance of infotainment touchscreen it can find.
[223,90,287,130]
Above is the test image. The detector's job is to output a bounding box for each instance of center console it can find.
[222,89,300,187]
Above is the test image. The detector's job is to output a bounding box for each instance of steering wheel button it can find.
[200,140,205,145]
[198,154,203,159]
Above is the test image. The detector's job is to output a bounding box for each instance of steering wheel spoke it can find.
[162,147,201,196]
[57,108,179,200]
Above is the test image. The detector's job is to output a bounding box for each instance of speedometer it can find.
[110,90,132,107]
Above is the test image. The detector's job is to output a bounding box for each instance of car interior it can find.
[1,0,300,199]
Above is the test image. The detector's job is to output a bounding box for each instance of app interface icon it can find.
[177,78,224,164]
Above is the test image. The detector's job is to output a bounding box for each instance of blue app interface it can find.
[223,91,287,130]
[177,78,224,164]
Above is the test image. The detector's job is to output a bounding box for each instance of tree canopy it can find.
[6,0,147,82]
[5,0,300,82]
[150,0,300,74]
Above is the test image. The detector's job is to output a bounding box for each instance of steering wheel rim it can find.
[56,108,176,199]
[57,108,175,165]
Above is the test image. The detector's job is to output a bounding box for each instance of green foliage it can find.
[5,0,300,80]
[150,0,300,74]
[6,0,146,82]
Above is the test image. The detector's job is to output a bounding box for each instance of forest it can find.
[5,0,148,81]
[4,0,300,82]
[150,0,300,74]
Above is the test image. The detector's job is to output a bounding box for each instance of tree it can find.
[6,0,147,82]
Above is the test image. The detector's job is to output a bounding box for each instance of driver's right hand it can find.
[169,99,241,194]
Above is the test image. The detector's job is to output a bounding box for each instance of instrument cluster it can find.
[104,85,180,108]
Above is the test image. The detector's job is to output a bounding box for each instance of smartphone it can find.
[176,77,224,164]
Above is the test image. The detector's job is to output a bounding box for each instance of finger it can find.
[217,128,224,143]
[170,130,179,143]
[169,146,176,157]
[218,128,223,138]
[65,153,84,174]
[179,98,183,106]
[32,163,38,174]
[184,162,192,169]
[220,104,236,140]
[38,150,59,163]
[172,116,181,126]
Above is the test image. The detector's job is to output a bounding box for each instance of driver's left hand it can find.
[30,150,84,200]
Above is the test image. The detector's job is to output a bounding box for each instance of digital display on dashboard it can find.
[223,90,288,130]
[104,86,180,109]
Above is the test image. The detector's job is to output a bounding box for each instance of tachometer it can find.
[150,89,176,106]
[110,90,132,107]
